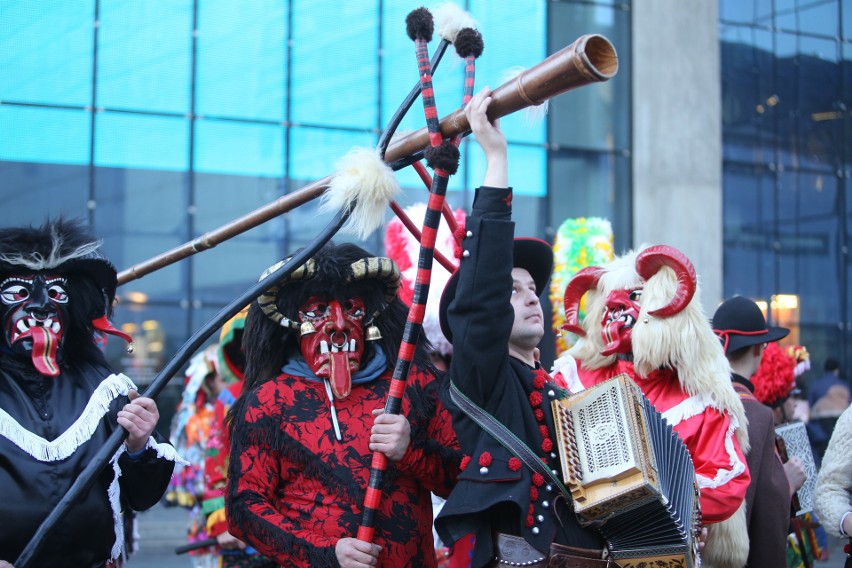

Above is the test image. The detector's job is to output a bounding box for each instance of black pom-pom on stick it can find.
[454,28,483,59]
[425,141,460,175]
[406,7,434,42]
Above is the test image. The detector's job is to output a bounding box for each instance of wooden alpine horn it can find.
[117,34,617,286]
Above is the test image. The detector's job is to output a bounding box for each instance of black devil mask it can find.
[0,218,132,376]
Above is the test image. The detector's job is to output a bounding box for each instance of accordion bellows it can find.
[552,374,701,568]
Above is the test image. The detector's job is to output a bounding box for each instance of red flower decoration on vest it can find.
[529,391,543,407]
[508,457,522,471]
[478,452,492,467]
[460,455,471,470]
[532,473,544,487]
[533,375,546,389]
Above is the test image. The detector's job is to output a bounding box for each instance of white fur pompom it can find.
[319,147,401,240]
[434,2,478,42]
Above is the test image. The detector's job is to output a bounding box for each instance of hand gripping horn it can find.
[561,266,605,336]
[634,245,697,317]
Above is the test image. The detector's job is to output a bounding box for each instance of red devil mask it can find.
[0,274,69,377]
[298,295,367,399]
[600,288,642,356]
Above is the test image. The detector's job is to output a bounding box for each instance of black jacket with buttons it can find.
[434,186,604,568]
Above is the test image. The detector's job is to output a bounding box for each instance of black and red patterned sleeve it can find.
[226,382,339,566]
[395,368,461,497]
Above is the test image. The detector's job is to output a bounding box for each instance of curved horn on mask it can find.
[347,257,402,304]
[257,258,318,328]
[634,245,697,317]
[561,266,604,336]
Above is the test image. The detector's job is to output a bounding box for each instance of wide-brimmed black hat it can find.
[711,295,790,354]
[439,237,553,342]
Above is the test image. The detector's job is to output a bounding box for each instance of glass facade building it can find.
[719,0,851,372]
[1,0,849,389]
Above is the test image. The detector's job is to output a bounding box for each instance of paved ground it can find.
[128,503,194,567]
[128,501,851,567]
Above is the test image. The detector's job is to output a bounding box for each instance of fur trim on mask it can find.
[568,245,749,449]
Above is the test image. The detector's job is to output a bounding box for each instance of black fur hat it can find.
[0,218,118,315]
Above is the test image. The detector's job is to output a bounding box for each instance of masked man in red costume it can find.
[0,218,181,568]
[226,242,461,568]
[553,246,751,567]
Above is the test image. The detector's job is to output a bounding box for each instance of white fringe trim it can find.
[664,396,745,490]
[0,371,188,562]
[0,373,136,461]
[109,446,126,560]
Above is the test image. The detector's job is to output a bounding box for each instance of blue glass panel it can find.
[290,0,379,129]
[192,171,285,302]
[0,1,94,106]
[95,112,188,170]
[288,126,377,182]
[719,0,773,23]
[196,0,286,120]
[0,161,89,225]
[470,0,546,145]
[98,1,192,113]
[195,120,283,177]
[193,238,280,302]
[776,0,839,37]
[549,150,629,252]
[466,141,545,198]
[547,1,630,151]
[0,105,90,164]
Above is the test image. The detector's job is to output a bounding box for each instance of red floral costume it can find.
[228,364,459,567]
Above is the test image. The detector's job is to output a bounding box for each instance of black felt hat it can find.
[439,237,552,343]
[711,295,790,354]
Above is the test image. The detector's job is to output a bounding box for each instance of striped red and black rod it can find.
[357,8,479,543]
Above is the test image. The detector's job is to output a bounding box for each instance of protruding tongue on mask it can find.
[600,319,623,357]
[29,325,61,377]
[328,352,352,399]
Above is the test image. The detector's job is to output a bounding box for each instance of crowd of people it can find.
[3,11,852,568]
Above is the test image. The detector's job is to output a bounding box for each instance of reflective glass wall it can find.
[0,0,630,388]
[720,0,851,373]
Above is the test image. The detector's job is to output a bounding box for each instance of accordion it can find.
[775,421,818,516]
[551,374,701,568]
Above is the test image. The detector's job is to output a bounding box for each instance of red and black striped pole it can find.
[357,7,481,543]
